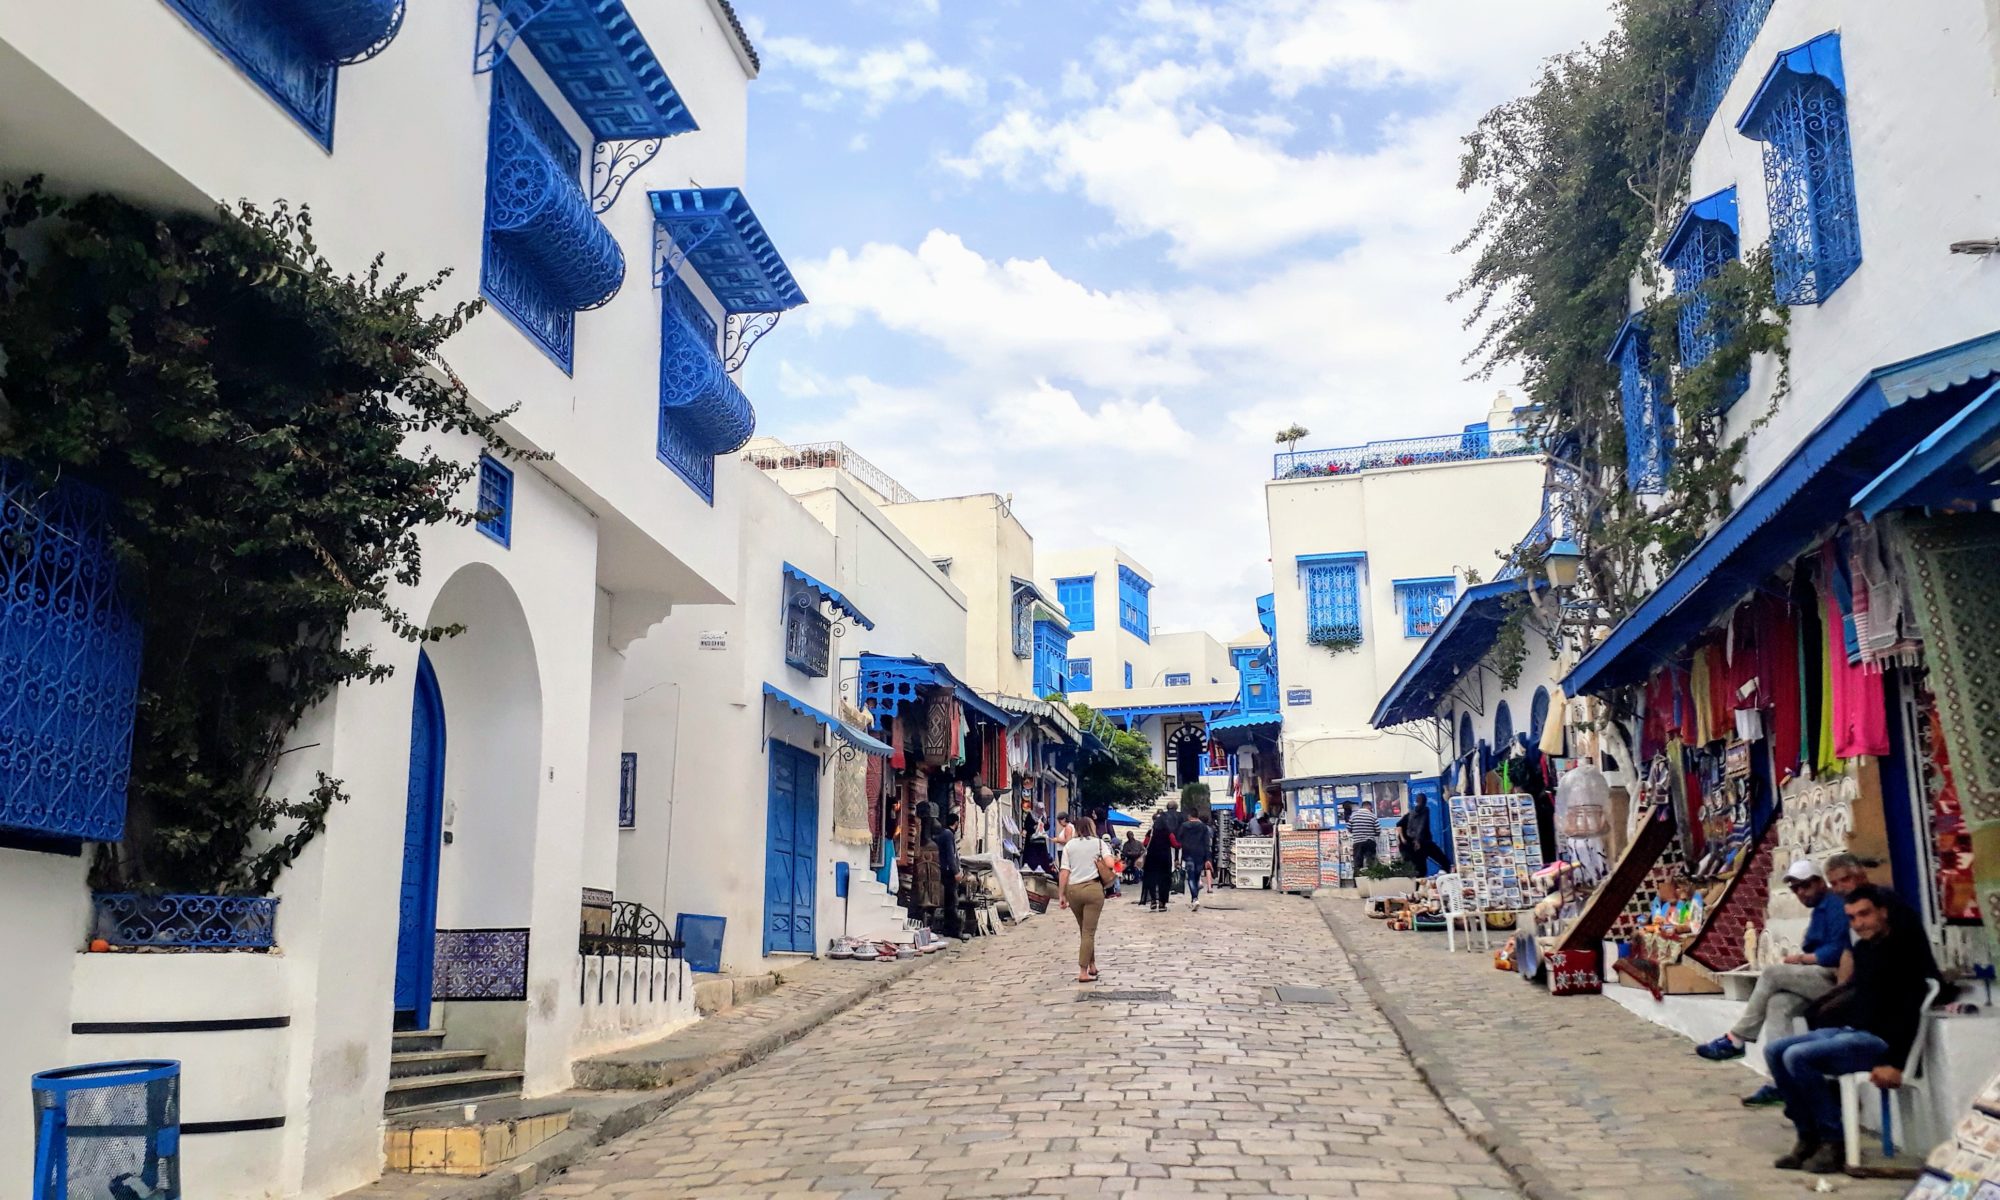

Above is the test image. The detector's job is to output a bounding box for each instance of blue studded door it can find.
[394,653,447,1030]
[763,742,820,955]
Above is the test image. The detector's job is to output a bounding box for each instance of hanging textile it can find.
[1825,576,1890,758]
[1852,515,1924,669]
[1814,576,1840,777]
[1753,591,1804,778]
[1689,651,1715,746]
[922,697,953,760]
[1706,642,1733,744]
[866,755,885,839]
[1901,512,2000,948]
[831,702,872,845]
[1538,686,1567,756]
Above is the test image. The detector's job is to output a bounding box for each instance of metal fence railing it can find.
[1274,428,1540,480]
[745,441,920,505]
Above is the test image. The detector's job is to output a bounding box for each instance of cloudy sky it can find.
[737,0,1616,638]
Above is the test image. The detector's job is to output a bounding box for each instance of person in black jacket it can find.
[1764,884,1939,1174]
[1141,814,1175,911]
[933,812,964,940]
[1178,810,1214,910]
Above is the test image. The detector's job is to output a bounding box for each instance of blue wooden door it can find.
[1409,777,1448,876]
[763,742,820,954]
[394,653,447,1029]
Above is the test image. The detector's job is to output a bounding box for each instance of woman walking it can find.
[1142,813,1175,911]
[1058,816,1113,982]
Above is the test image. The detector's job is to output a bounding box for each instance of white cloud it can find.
[986,382,1196,456]
[761,35,981,114]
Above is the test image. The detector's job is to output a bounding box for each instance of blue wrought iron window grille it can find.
[1117,566,1152,642]
[619,752,637,829]
[1011,588,1034,659]
[475,455,514,546]
[783,588,832,679]
[1033,620,1070,696]
[1299,553,1365,651]
[159,0,404,149]
[482,61,627,375]
[1393,578,1456,639]
[1687,0,1778,133]
[1739,33,1859,306]
[0,464,144,845]
[91,893,279,949]
[1124,662,1135,689]
[1164,673,1191,687]
[1056,576,1095,631]
[1068,658,1094,692]
[1663,187,1747,411]
[1610,316,1673,494]
[658,276,757,503]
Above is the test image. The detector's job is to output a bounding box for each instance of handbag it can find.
[1091,838,1116,887]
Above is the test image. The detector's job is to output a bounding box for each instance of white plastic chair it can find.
[1436,874,1488,954]
[1839,978,1940,1168]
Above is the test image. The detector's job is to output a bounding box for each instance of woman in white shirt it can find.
[1058,817,1114,982]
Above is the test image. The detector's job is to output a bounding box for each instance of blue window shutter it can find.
[1393,578,1456,638]
[1068,658,1093,691]
[475,455,514,547]
[1612,320,1673,494]
[1117,567,1151,642]
[1056,575,1095,631]
[1124,662,1134,689]
[1300,555,1365,648]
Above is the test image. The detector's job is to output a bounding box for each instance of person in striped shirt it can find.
[1347,801,1380,874]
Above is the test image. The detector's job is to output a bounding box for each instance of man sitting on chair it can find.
[1765,884,1938,1175]
[1695,859,1850,1078]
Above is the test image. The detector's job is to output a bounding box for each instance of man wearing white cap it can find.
[1694,858,1852,1103]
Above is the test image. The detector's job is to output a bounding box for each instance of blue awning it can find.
[1209,712,1281,733]
[1107,810,1142,827]
[1565,330,2000,697]
[650,189,807,315]
[1662,187,1739,263]
[856,653,1012,725]
[1372,579,1542,728]
[761,683,892,757]
[1854,381,2000,519]
[783,563,874,630]
[515,0,697,139]
[1739,32,1846,138]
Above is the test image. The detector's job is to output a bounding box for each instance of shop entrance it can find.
[1167,723,1206,788]
[394,652,447,1031]
[764,741,820,954]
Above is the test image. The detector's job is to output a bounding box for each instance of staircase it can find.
[838,864,912,944]
[385,1028,524,1115]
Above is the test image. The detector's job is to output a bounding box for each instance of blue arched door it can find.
[394,652,447,1030]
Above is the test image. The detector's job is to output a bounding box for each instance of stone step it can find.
[391,1028,447,1055]
[389,1049,489,1080]
[384,1069,524,1115]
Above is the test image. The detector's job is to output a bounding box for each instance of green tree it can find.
[1069,701,1167,814]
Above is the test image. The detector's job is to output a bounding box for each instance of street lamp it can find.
[1543,538,1583,591]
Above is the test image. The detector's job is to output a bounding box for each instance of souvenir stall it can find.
[1207,713,1283,888]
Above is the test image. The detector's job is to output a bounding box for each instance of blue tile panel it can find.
[1394,578,1457,639]
[1740,33,1860,306]
[1068,658,1094,692]
[508,0,698,138]
[0,464,144,843]
[658,277,754,502]
[475,455,514,546]
[1055,575,1095,631]
[1611,317,1672,494]
[650,189,808,315]
[1117,566,1151,642]
[482,61,625,372]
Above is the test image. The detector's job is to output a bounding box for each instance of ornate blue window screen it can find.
[475,455,514,546]
[1055,576,1095,631]
[1234,647,1276,713]
[1298,553,1365,649]
[1740,33,1859,306]
[619,752,637,829]
[1394,578,1456,639]
[1068,658,1094,692]
[482,61,626,373]
[1610,316,1673,494]
[1010,581,1037,659]
[1033,620,1070,697]
[1123,662,1135,689]
[1687,0,1777,133]
[0,464,144,843]
[159,0,404,148]
[1117,566,1151,642]
[1164,673,1191,687]
[1663,187,1746,410]
[657,277,754,503]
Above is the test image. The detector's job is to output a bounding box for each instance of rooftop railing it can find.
[1273,428,1541,481]
[745,440,920,505]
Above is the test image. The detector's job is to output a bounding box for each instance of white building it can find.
[1263,395,1545,822]
[0,1,792,1195]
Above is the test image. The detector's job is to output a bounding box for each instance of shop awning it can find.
[1565,330,2000,697]
[1209,711,1281,733]
[982,692,1082,743]
[782,562,874,629]
[1107,810,1142,827]
[760,683,893,757]
[1372,579,1543,728]
[1854,381,2000,519]
[856,653,1012,725]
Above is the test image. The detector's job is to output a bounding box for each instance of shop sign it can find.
[698,631,727,650]
[1285,688,1313,706]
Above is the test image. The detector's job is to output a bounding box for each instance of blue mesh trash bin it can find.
[675,913,725,974]
[32,1060,180,1199]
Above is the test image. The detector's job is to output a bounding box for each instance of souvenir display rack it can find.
[1447,793,1543,913]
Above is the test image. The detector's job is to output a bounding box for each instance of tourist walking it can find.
[1021,812,1055,874]
[1057,816,1113,982]
[1142,813,1175,911]
[1349,799,1380,874]
[1179,809,1214,910]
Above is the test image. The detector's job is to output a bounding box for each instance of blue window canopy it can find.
[661,284,756,455]
[477,0,697,140]
[280,0,407,62]
[488,83,626,312]
[1209,711,1281,734]
[760,683,892,758]
[1296,551,1368,571]
[856,653,1012,725]
[1661,187,1740,264]
[1372,579,1548,729]
[782,563,874,630]
[1565,329,2000,697]
[161,0,405,148]
[650,189,808,315]
[1737,31,1846,137]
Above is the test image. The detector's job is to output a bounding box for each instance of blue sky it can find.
[735,0,1615,637]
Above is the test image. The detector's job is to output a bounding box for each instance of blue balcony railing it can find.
[1274,428,1540,481]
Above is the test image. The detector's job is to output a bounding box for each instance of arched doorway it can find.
[394,653,447,1030]
[1166,723,1207,788]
